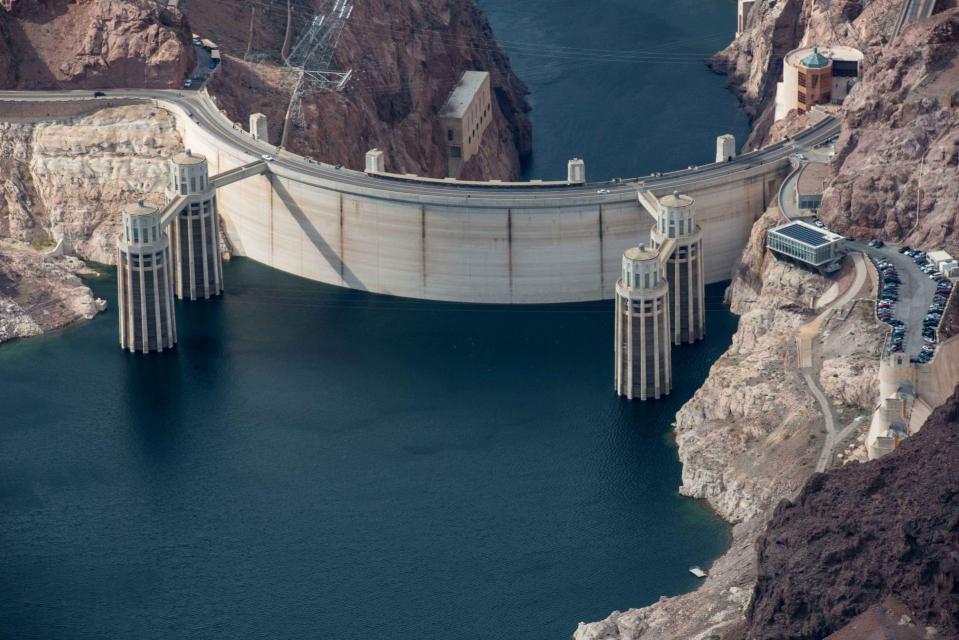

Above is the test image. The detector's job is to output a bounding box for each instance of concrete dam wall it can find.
[168,101,786,303]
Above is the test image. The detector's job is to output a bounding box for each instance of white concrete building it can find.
[117,200,177,353]
[774,45,864,121]
[614,244,671,400]
[716,134,736,163]
[439,71,492,178]
[249,113,269,142]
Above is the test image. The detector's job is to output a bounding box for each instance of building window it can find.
[798,91,807,104]
[811,74,819,89]
[447,129,454,142]
[450,146,461,158]
[798,72,806,88]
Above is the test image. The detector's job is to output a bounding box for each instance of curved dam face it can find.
[0,92,793,304]
[174,104,787,303]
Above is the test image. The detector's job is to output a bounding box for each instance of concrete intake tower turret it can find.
[117,200,177,353]
[650,191,705,344]
[614,243,671,400]
[170,150,223,300]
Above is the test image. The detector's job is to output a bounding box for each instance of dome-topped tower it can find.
[614,243,671,400]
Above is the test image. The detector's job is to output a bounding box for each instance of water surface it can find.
[1,260,736,639]
[478,0,750,180]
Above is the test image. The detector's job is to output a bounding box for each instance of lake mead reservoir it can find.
[0,260,735,639]
[0,0,750,637]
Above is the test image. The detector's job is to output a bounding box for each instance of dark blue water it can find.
[0,259,736,639]
[477,0,751,180]
[1,1,751,637]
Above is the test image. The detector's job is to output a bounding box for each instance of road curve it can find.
[0,88,840,207]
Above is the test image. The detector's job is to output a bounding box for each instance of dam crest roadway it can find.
[0,89,840,304]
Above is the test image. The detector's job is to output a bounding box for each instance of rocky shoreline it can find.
[577,4,959,638]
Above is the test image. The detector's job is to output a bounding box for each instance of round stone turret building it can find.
[117,200,176,353]
[650,191,705,344]
[614,243,671,400]
[170,150,223,300]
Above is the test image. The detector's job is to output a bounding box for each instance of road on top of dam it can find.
[0,88,839,207]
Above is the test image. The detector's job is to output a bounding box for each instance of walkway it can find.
[794,252,871,471]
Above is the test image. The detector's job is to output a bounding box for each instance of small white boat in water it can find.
[689,566,707,578]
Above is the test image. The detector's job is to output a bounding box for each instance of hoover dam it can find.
[0,89,838,303]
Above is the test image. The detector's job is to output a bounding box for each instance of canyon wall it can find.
[193,0,532,180]
[817,9,959,249]
[741,386,959,639]
[0,104,185,345]
[575,208,885,640]
[578,4,959,638]
[0,105,184,264]
[0,0,194,89]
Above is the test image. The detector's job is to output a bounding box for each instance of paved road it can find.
[0,88,841,207]
[851,241,937,357]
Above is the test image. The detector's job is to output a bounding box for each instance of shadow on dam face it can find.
[270,174,366,291]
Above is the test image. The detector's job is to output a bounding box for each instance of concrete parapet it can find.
[365,148,385,173]
[567,158,585,184]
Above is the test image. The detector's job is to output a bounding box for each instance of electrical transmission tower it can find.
[285,0,354,92]
[281,0,354,148]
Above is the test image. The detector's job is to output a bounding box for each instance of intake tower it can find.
[614,243,671,400]
[117,200,177,353]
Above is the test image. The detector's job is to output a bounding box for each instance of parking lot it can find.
[850,240,953,362]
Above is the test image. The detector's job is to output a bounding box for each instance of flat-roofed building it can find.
[774,45,864,121]
[439,71,492,178]
[767,220,845,272]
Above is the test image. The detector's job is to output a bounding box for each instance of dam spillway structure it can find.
[614,243,672,401]
[117,200,177,353]
[647,190,706,345]
[169,150,223,300]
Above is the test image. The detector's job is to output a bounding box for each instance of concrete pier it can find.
[615,243,671,400]
[170,150,223,300]
[117,200,177,353]
[650,192,705,344]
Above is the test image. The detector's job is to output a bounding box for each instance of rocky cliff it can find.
[575,207,885,640]
[0,104,184,344]
[0,104,184,264]
[709,0,898,148]
[817,9,959,249]
[739,386,959,639]
[577,3,959,638]
[0,0,194,89]
[193,0,531,180]
[0,240,103,345]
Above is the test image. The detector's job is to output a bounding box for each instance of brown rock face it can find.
[709,0,898,148]
[818,9,959,249]
[740,386,959,639]
[195,0,531,180]
[0,0,195,89]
